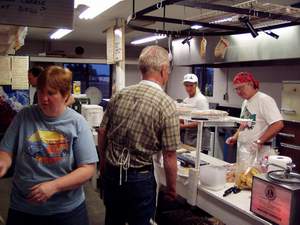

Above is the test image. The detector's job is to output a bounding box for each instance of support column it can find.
[115,60,125,92]
[114,18,126,92]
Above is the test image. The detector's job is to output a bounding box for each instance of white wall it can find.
[167,66,191,100]
[124,64,141,86]
[122,65,191,101]
[211,65,300,108]
[23,39,300,109]
[18,39,143,59]
[121,64,300,110]
[172,26,300,65]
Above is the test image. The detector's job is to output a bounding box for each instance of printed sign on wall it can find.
[0,0,74,29]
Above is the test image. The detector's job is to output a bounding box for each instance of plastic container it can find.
[199,165,226,191]
[268,155,292,172]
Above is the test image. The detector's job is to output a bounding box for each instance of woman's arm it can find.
[28,163,96,203]
[0,151,12,178]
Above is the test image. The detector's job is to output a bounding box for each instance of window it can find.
[193,66,214,97]
[63,63,112,99]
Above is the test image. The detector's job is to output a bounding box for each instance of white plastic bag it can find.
[235,143,261,189]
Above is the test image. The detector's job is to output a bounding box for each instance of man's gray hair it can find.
[139,45,169,75]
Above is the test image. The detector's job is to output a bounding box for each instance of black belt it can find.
[105,162,153,173]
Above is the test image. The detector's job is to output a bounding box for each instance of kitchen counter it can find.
[154,151,272,225]
[196,183,271,225]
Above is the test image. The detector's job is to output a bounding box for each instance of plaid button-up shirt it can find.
[100,80,180,168]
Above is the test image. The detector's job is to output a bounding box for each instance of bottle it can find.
[260,156,269,173]
[73,81,81,95]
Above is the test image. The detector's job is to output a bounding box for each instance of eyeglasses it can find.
[234,83,249,92]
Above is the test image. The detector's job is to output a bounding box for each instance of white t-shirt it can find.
[182,92,209,148]
[183,92,209,110]
[238,91,283,144]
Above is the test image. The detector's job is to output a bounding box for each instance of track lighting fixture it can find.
[239,16,259,38]
[182,36,193,46]
[263,30,279,39]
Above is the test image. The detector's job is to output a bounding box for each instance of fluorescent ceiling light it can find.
[211,16,238,24]
[50,29,72,39]
[262,30,279,39]
[191,25,203,30]
[79,0,123,20]
[131,35,167,45]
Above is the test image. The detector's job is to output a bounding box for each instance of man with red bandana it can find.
[226,72,283,162]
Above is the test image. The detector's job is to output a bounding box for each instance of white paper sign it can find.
[11,56,29,90]
[106,27,115,64]
[0,56,11,85]
[114,27,123,62]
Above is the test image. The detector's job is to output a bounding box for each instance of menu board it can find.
[0,0,74,29]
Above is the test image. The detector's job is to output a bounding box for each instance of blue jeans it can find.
[103,165,157,225]
[6,201,89,225]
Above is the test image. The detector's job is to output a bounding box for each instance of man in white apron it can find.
[180,74,210,150]
[226,72,284,163]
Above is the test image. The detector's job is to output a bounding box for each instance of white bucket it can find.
[199,165,226,191]
[81,104,103,127]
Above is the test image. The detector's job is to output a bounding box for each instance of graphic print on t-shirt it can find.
[25,130,69,164]
[241,106,256,129]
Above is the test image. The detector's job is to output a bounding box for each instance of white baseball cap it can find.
[183,73,198,83]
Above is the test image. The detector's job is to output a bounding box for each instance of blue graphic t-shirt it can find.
[0,105,98,215]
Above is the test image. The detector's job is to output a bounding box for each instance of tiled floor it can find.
[0,178,105,225]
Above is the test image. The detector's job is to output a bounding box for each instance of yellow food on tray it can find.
[235,167,260,189]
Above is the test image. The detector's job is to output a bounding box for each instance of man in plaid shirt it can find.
[98,45,180,225]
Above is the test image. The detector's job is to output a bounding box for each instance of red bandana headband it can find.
[233,72,259,89]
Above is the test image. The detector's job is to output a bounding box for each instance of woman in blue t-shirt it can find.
[0,66,99,225]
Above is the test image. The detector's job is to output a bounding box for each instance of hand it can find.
[249,141,262,153]
[225,136,237,145]
[164,189,177,201]
[239,122,249,131]
[27,181,58,204]
[0,159,8,178]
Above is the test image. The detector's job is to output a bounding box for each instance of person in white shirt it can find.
[180,73,210,149]
[226,72,284,162]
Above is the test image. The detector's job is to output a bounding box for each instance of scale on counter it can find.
[250,163,300,225]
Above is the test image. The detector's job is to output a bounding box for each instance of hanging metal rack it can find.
[127,0,300,37]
